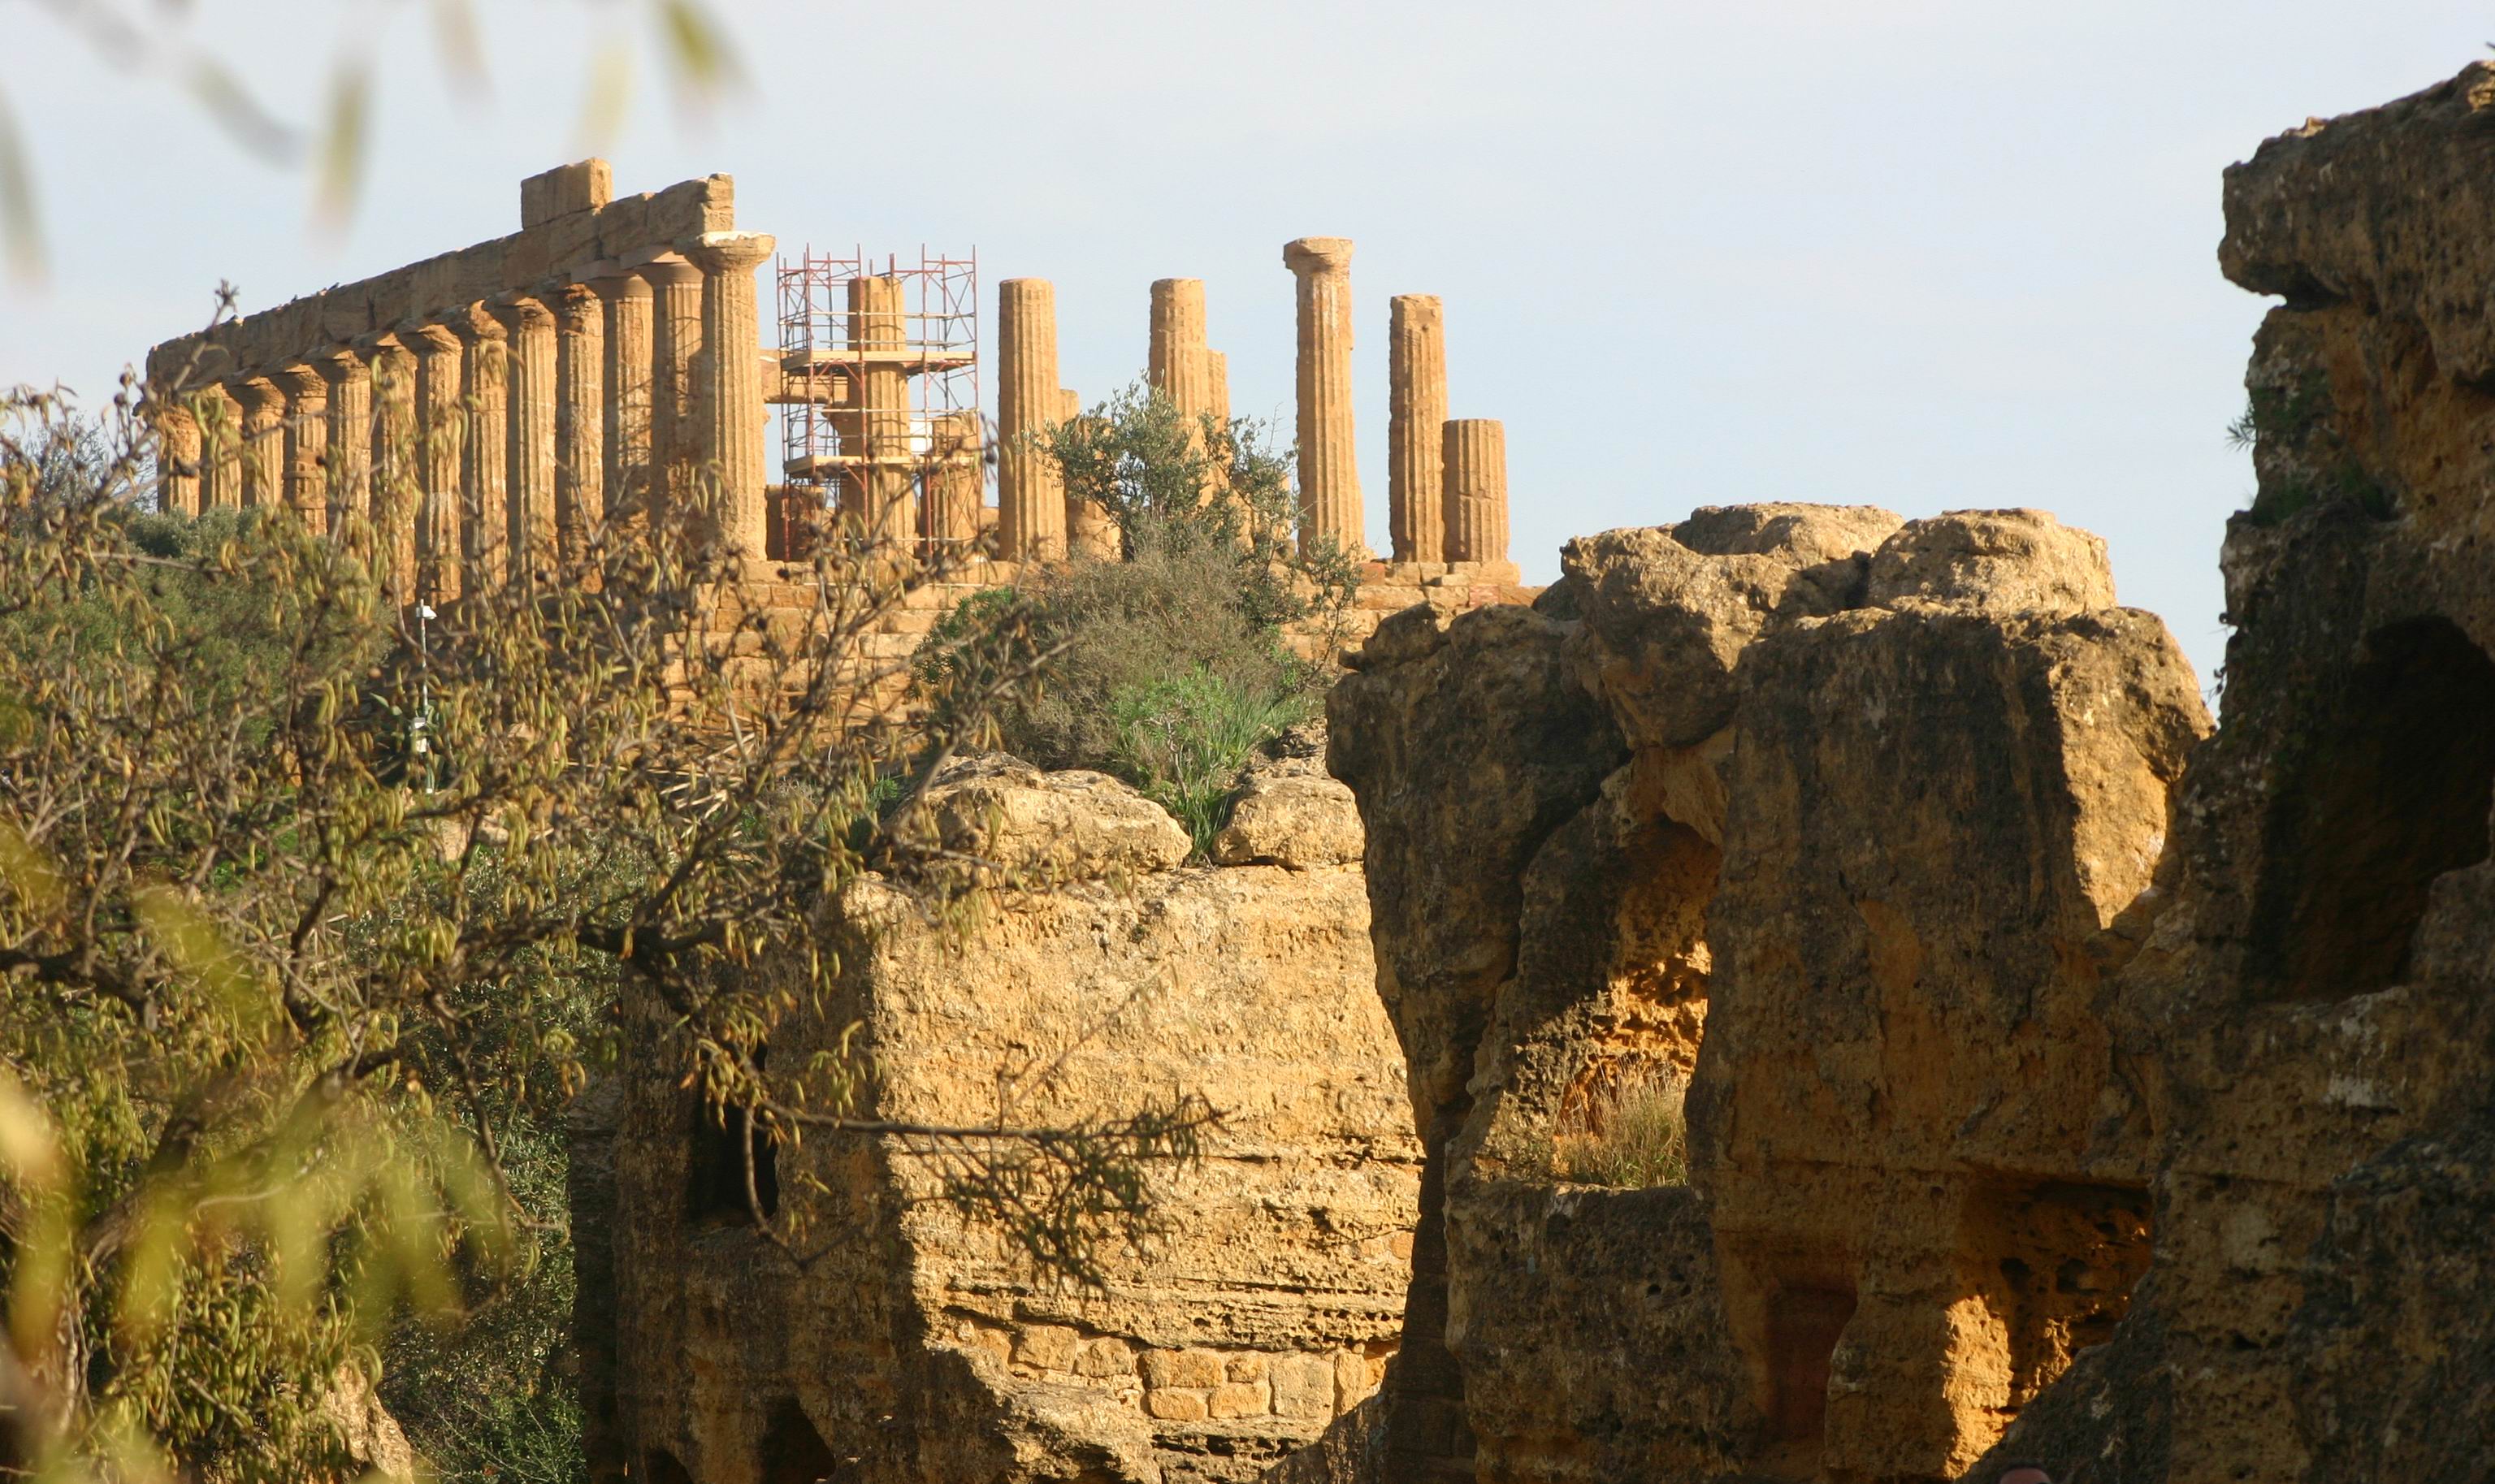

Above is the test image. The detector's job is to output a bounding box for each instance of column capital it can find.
[267,363,327,398]
[310,344,367,386]
[396,321,463,357]
[227,372,282,404]
[441,304,508,345]
[487,293,558,335]
[631,253,704,291]
[681,231,776,275]
[1284,236,1355,275]
[583,264,654,302]
[546,280,604,329]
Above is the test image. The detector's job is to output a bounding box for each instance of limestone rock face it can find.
[1326,500,2207,1483]
[1961,63,2495,1482]
[593,761,1418,1484]
[923,754,1193,877]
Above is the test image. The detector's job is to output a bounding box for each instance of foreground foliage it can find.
[0,362,1207,1481]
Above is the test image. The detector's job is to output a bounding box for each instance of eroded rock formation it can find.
[585,755,1420,1484]
[1316,61,2495,1484]
[1330,506,2209,1482]
[1964,62,2495,1482]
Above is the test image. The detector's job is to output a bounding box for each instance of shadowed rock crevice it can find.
[2245,616,2495,1002]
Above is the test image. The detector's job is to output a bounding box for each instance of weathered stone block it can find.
[1208,1381,1270,1419]
[520,158,612,227]
[1011,1324,1079,1372]
[1224,1352,1268,1383]
[1271,1354,1333,1419]
[1073,1337,1136,1378]
[1141,1348,1226,1391]
[1144,1388,1209,1422]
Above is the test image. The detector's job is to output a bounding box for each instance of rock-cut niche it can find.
[2247,617,2495,1002]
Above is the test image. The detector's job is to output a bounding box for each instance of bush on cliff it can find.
[917,384,1357,855]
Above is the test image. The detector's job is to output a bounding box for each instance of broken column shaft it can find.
[1149,278,1212,425]
[925,409,984,551]
[998,278,1066,562]
[1441,418,1508,565]
[1284,237,1365,558]
[1388,295,1447,564]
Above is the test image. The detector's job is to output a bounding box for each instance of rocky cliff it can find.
[1319,61,2495,1484]
[583,752,1421,1484]
[1331,506,2207,1483]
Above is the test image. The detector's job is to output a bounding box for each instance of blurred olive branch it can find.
[4,0,743,281]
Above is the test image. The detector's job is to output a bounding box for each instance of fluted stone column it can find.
[1208,350,1230,431]
[362,335,420,604]
[231,376,284,509]
[687,232,776,560]
[492,296,559,573]
[1442,418,1508,565]
[592,272,655,523]
[272,366,331,533]
[448,309,510,586]
[401,323,466,602]
[847,271,912,552]
[317,348,373,534]
[1283,236,1364,557]
[997,278,1065,562]
[1148,279,1212,426]
[197,384,244,511]
[154,403,201,517]
[925,409,984,550]
[550,283,606,548]
[640,257,705,533]
[1388,295,1447,564]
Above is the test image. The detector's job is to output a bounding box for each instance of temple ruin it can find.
[141,160,1527,648]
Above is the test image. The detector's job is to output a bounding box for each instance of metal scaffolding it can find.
[769,247,981,558]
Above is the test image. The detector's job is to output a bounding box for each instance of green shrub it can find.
[914,384,1356,852]
[1550,1068,1690,1188]
[1108,668,1314,855]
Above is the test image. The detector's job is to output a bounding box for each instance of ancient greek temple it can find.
[141,162,1519,619]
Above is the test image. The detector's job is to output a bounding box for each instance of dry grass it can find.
[1549,1066,1690,1188]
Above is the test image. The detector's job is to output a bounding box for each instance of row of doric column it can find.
[151,231,775,604]
[986,242,1511,569]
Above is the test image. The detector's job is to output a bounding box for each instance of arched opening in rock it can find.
[2247,616,2495,1001]
[1542,814,1717,1188]
[759,1400,838,1484]
[641,1447,695,1484]
[687,1049,781,1225]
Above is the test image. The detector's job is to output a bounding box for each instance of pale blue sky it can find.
[6,1,2488,683]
